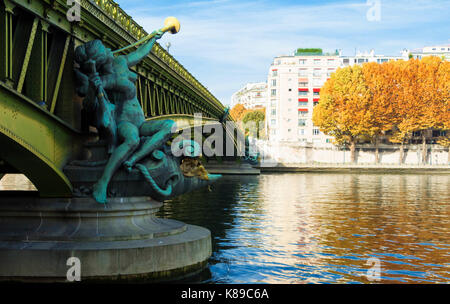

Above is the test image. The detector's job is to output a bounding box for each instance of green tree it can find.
[242,110,265,138]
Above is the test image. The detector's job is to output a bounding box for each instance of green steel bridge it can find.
[0,0,242,197]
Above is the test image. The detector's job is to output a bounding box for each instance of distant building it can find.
[266,48,408,145]
[409,44,450,61]
[231,82,268,110]
[342,49,409,66]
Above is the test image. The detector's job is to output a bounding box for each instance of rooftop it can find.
[294,48,340,56]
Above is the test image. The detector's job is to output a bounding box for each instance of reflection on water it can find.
[159,173,450,284]
[1,173,448,283]
[0,174,37,191]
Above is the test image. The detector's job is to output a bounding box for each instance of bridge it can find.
[0,0,248,198]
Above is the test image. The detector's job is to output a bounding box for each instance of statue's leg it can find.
[124,120,175,170]
[93,122,140,203]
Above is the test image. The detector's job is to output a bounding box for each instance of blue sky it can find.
[115,0,450,105]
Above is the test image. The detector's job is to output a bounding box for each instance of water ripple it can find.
[160,173,450,284]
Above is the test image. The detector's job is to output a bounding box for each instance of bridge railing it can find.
[0,0,231,131]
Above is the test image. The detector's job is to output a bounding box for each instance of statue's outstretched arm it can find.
[125,30,163,67]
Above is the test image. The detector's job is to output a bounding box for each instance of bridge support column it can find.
[0,0,15,86]
[0,196,211,282]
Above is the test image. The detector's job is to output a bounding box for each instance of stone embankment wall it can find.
[255,140,450,166]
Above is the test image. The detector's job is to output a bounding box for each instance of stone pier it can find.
[0,195,211,282]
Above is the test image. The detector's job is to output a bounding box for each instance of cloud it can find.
[116,0,450,104]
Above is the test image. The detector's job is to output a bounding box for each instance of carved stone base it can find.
[0,196,211,282]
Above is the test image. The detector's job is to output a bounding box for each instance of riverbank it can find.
[204,161,260,175]
[258,163,450,174]
[255,141,450,166]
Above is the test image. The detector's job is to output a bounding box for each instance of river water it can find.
[1,173,449,283]
[159,173,450,284]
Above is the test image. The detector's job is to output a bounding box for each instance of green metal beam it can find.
[0,0,15,86]
[0,82,82,196]
[16,16,39,93]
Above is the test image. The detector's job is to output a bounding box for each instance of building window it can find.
[271,119,276,125]
[298,101,308,106]
[313,79,322,86]
[298,69,307,76]
[298,129,305,135]
[298,81,308,87]
[270,99,276,106]
[299,59,306,65]
[313,91,320,96]
[313,69,321,77]
[327,59,335,65]
[272,70,278,77]
[298,110,308,117]
[271,109,276,115]
[327,69,334,76]
[298,119,307,126]
[343,58,350,66]
[271,79,276,86]
[314,59,321,65]
[271,129,276,135]
[298,91,308,96]
[271,89,276,96]
[313,129,320,135]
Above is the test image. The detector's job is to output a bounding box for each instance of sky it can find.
[115,0,450,105]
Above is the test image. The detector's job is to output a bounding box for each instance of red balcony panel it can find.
[313,88,321,93]
[313,98,320,102]
[298,98,309,102]
[298,109,308,112]
[298,88,309,92]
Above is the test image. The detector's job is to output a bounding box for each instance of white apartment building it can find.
[266,49,408,145]
[230,82,268,110]
[409,44,450,61]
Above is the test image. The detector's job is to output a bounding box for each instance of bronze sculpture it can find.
[73,18,219,203]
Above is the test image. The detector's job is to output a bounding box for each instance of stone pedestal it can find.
[0,196,211,282]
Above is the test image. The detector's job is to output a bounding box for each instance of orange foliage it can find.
[230,104,247,121]
[313,56,450,162]
[314,57,449,142]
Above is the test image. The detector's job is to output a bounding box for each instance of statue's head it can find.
[74,40,114,75]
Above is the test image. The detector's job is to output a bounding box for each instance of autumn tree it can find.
[390,57,449,164]
[312,65,373,163]
[434,58,450,163]
[315,56,449,165]
[363,61,403,163]
[230,104,247,121]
